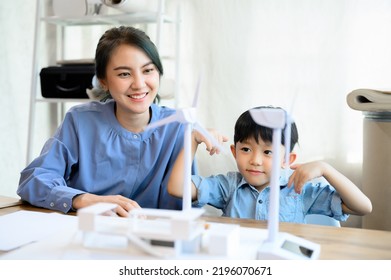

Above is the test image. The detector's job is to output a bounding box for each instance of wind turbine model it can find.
[249,107,321,260]
[126,75,226,254]
[145,75,226,211]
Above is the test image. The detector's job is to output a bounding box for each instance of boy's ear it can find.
[230,144,236,159]
[282,152,297,167]
[288,152,297,165]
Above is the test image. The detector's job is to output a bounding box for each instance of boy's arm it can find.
[288,161,372,216]
[167,129,229,200]
[167,145,198,200]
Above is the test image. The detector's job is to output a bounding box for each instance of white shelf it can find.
[35,98,90,103]
[27,0,181,164]
[41,12,175,26]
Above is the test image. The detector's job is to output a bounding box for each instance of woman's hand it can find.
[72,193,141,217]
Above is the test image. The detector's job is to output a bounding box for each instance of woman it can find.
[18,26,204,217]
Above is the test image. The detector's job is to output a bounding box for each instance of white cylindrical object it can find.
[267,128,282,242]
[182,123,192,211]
[102,0,158,13]
[362,113,391,230]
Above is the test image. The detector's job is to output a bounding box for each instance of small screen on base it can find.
[281,240,313,258]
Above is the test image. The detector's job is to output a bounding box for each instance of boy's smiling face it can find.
[230,136,287,191]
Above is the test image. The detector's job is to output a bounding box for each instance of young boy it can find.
[168,106,372,223]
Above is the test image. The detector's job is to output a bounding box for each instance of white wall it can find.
[0,1,106,199]
[0,1,37,198]
[173,0,391,228]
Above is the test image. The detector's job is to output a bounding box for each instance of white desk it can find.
[1,196,391,260]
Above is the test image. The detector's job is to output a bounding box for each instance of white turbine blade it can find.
[180,107,197,124]
[288,89,299,118]
[145,109,198,132]
[144,113,181,131]
[250,108,286,129]
[193,122,228,154]
[284,115,292,170]
[192,72,202,108]
[182,123,192,211]
[284,89,298,170]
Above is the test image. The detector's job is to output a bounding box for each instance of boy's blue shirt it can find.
[192,169,349,223]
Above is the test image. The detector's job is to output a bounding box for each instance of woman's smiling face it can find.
[100,43,160,115]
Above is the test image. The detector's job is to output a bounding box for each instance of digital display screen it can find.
[150,239,175,248]
[281,240,314,258]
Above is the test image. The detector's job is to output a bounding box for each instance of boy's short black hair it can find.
[234,106,299,151]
